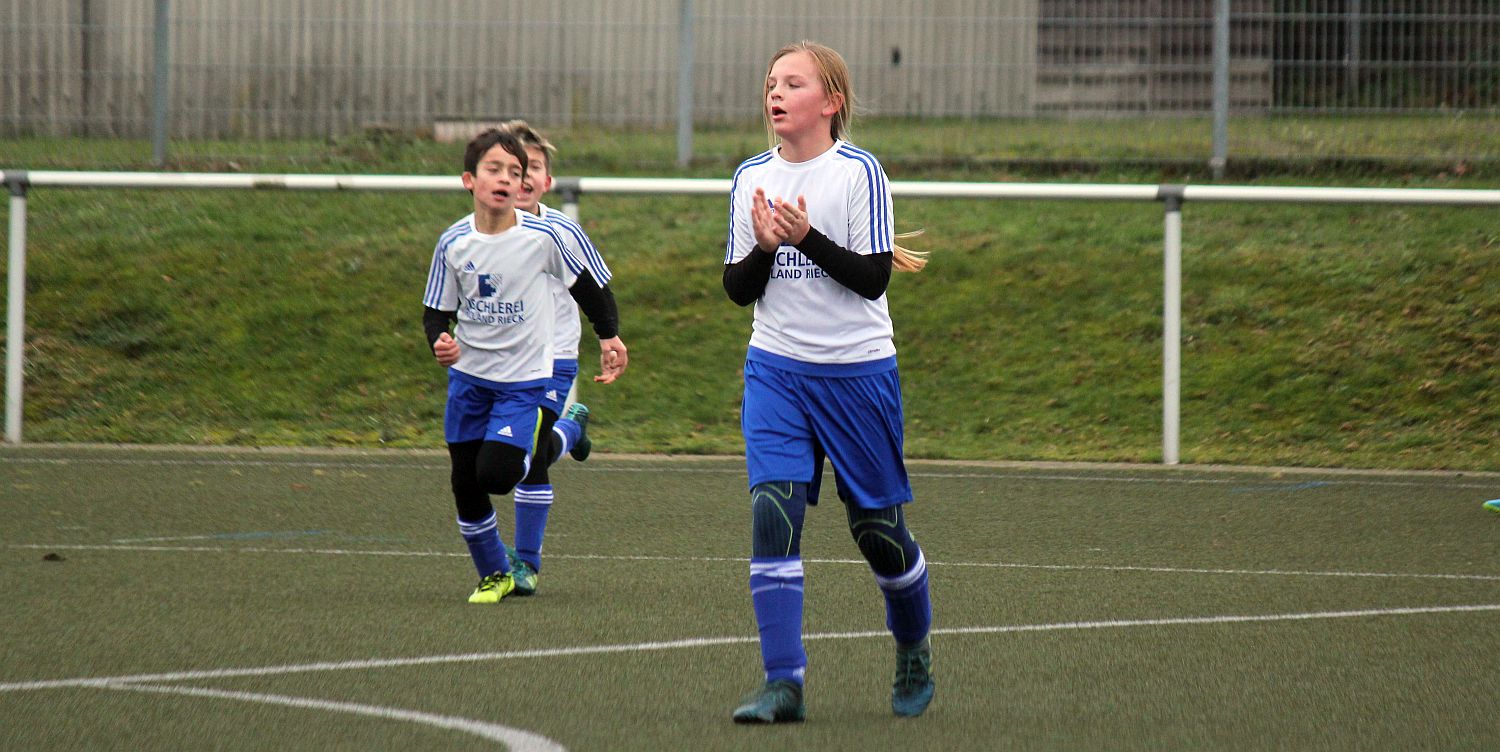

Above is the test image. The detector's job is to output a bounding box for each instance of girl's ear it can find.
[461,172,476,192]
[821,91,845,119]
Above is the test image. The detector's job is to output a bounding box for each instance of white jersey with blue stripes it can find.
[537,203,613,359]
[423,210,584,384]
[725,139,897,364]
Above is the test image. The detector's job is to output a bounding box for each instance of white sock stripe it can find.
[750,583,804,596]
[456,513,498,536]
[750,559,805,578]
[514,490,554,504]
[874,551,927,591]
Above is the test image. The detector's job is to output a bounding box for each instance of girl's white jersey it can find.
[725,140,896,365]
[423,210,583,384]
[536,203,613,359]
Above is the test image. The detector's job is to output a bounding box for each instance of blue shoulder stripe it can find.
[543,209,612,285]
[521,215,585,275]
[726,150,776,263]
[424,218,473,305]
[836,145,892,253]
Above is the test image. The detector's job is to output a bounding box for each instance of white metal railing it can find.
[6,170,1500,463]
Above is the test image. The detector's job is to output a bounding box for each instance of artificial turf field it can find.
[2,444,1498,751]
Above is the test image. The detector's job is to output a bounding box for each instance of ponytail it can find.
[893,231,928,273]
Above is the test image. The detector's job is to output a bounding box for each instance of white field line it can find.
[101,683,565,752]
[10,542,1500,582]
[5,603,1499,694]
[3,455,1497,489]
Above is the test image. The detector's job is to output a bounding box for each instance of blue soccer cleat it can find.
[892,637,935,717]
[1484,499,1500,514]
[732,679,805,724]
[563,402,592,461]
[504,544,537,596]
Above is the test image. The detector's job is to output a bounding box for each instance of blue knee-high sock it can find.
[550,420,579,464]
[750,556,807,684]
[457,511,509,578]
[876,550,932,645]
[512,483,552,571]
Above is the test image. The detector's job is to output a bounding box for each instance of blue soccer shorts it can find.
[740,351,913,509]
[540,358,579,416]
[444,371,546,450]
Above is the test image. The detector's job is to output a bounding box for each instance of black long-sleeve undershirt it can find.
[423,306,457,348]
[567,269,619,340]
[423,269,618,349]
[794,227,892,300]
[722,246,775,306]
[722,227,893,306]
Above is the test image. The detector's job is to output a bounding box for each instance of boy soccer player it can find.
[422,128,625,603]
[500,118,628,595]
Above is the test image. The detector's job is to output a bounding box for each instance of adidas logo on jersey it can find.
[463,261,476,272]
[497,426,513,437]
[545,389,559,401]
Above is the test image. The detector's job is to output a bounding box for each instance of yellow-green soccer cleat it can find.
[891,637,935,717]
[1485,499,1500,514]
[731,679,805,724]
[563,402,592,461]
[467,571,515,604]
[506,545,538,596]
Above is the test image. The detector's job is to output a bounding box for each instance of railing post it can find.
[1159,185,1185,465]
[5,171,30,444]
[554,178,582,222]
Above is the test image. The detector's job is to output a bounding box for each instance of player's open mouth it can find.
[770,106,786,117]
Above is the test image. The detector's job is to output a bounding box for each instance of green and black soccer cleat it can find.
[563,402,592,461]
[510,560,538,596]
[732,679,805,724]
[504,544,538,596]
[892,637,935,717]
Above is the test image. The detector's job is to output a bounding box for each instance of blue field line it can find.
[112,530,331,543]
[1229,481,1334,493]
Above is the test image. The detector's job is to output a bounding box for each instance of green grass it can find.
[2,119,1499,470]
[7,114,1498,175]
[2,446,1498,750]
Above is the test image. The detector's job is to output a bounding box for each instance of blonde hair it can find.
[762,41,927,273]
[763,41,853,143]
[501,118,557,173]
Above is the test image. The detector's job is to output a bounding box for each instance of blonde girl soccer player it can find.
[423,128,624,604]
[499,119,627,596]
[723,41,934,723]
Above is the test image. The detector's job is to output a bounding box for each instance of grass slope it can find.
[2,119,1497,469]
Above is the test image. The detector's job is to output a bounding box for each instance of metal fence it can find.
[3,2,1498,145]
